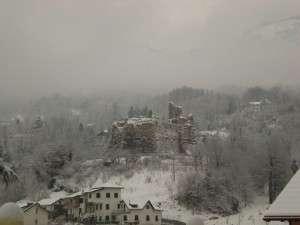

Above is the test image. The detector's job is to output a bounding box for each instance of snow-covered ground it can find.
[25,158,285,225]
[91,167,284,225]
[205,197,287,225]
[93,168,195,223]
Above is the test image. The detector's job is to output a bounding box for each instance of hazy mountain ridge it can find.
[247,16,300,43]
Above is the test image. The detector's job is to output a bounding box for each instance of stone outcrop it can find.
[168,102,195,153]
[168,102,184,123]
[111,117,158,151]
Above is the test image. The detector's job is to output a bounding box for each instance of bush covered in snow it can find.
[176,170,244,215]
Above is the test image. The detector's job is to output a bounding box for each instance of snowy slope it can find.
[92,168,285,225]
[205,197,285,225]
[92,168,195,223]
[33,159,279,225]
[248,16,300,43]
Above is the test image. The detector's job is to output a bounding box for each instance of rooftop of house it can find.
[90,183,124,190]
[23,203,49,214]
[62,191,83,199]
[113,117,157,128]
[121,200,162,211]
[39,197,61,207]
[264,171,300,221]
[16,200,35,208]
[249,101,262,106]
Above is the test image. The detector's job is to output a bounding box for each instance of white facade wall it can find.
[65,187,162,225]
[85,187,122,222]
[118,202,162,225]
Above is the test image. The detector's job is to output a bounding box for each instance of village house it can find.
[115,200,162,225]
[264,170,300,225]
[22,203,49,225]
[81,185,124,223]
[62,192,85,222]
[39,196,65,219]
[63,184,162,225]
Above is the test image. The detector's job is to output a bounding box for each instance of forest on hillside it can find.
[1,86,300,216]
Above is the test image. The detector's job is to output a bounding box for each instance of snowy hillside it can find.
[88,165,272,225]
[92,167,195,223]
[205,197,286,225]
[90,169,285,225]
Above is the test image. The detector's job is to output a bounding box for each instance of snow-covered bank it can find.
[92,169,280,225]
[205,197,285,225]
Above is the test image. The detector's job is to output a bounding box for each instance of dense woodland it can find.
[1,86,300,216]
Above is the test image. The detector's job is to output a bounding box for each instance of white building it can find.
[64,185,163,225]
[82,185,124,223]
[116,200,162,225]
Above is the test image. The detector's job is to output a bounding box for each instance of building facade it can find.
[62,185,162,225]
[115,200,162,225]
[23,203,49,225]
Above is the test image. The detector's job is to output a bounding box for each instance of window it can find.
[146,215,150,221]
[96,193,101,198]
[105,216,110,221]
[35,219,38,225]
[117,204,120,209]
[124,215,128,221]
[155,215,159,221]
[106,193,110,198]
[35,207,38,214]
[89,193,92,198]
[100,204,103,210]
[146,204,150,209]
[99,216,102,221]
[79,198,83,203]
[114,193,119,198]
[106,204,110,210]
[96,204,98,210]
[135,215,139,221]
[112,215,116,221]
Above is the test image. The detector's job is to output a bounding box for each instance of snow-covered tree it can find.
[0,159,18,187]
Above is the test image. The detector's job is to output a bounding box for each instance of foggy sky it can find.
[0,0,299,97]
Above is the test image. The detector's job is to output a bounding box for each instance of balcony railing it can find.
[92,221,119,225]
[82,219,120,225]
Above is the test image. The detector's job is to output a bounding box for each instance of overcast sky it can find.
[0,0,299,97]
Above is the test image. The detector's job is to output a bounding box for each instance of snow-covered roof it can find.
[39,197,61,206]
[121,200,162,211]
[62,192,83,199]
[38,191,68,206]
[249,101,262,105]
[84,184,124,194]
[39,198,58,206]
[127,117,157,125]
[90,183,124,190]
[264,171,300,220]
[23,203,49,214]
[16,200,35,208]
[199,130,230,139]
